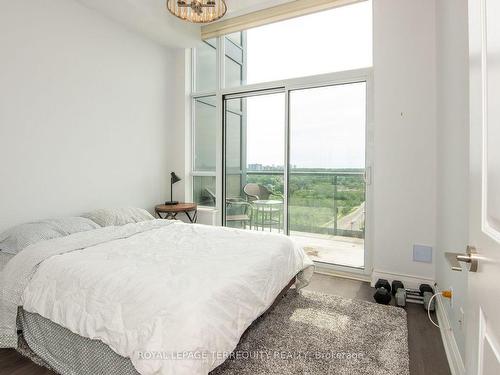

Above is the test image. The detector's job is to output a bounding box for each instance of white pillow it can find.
[0,217,100,255]
[81,208,154,227]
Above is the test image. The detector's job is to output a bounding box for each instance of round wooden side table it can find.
[155,203,198,223]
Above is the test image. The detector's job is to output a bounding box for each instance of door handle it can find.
[445,246,478,272]
[456,245,478,272]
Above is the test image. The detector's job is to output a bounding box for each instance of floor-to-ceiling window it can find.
[289,83,367,268]
[224,91,286,232]
[190,1,372,271]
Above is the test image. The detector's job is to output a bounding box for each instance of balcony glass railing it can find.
[221,169,365,238]
[196,170,366,240]
[246,169,365,238]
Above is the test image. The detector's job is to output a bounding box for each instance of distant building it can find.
[247,164,286,171]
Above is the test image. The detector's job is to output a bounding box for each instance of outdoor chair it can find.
[243,183,284,202]
[243,183,284,232]
[203,188,253,229]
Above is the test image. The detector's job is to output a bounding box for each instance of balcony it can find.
[218,169,366,268]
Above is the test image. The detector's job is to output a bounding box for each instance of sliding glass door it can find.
[223,81,368,269]
[224,91,285,232]
[289,82,367,268]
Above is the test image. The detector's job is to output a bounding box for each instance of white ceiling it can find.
[76,0,295,47]
[76,0,200,47]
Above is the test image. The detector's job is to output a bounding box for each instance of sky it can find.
[240,1,372,169]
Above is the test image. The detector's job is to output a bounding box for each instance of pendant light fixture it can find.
[167,0,227,24]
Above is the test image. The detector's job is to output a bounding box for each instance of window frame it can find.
[189,34,374,278]
[190,34,247,211]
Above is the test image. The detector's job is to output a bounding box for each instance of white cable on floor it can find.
[427,292,442,328]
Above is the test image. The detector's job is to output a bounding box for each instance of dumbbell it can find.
[373,279,392,305]
[406,288,424,304]
[391,280,404,295]
[421,284,435,311]
[420,284,434,295]
[390,280,406,307]
[391,280,435,310]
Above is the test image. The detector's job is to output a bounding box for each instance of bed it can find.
[0,212,313,375]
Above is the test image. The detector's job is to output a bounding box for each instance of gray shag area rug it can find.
[17,290,409,375]
[211,290,409,375]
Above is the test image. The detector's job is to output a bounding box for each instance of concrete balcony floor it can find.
[239,224,365,268]
[291,231,364,268]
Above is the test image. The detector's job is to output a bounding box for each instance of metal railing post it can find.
[333,175,338,236]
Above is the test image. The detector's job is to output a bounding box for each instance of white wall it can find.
[373,2,469,362]
[372,0,437,284]
[0,0,174,231]
[170,1,444,285]
[435,0,469,360]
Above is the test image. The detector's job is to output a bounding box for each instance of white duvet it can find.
[1,220,313,374]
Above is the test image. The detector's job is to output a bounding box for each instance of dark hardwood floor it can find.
[305,273,452,375]
[0,274,451,375]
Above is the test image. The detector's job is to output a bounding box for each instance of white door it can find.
[466,0,500,374]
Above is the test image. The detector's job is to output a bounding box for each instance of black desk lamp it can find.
[165,172,181,205]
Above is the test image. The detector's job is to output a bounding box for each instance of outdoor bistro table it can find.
[252,199,283,232]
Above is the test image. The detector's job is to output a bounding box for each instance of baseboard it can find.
[436,293,466,375]
[314,266,371,283]
[370,269,435,289]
